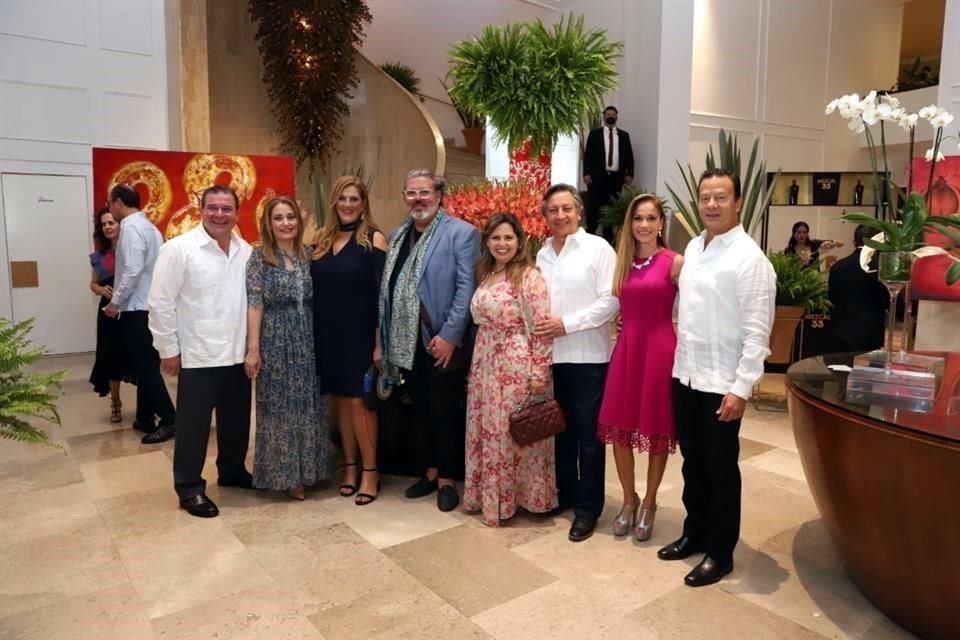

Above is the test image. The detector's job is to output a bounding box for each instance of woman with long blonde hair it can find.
[310,176,387,505]
[463,212,558,526]
[245,196,329,500]
[597,193,683,540]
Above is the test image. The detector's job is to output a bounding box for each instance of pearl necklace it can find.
[633,250,659,271]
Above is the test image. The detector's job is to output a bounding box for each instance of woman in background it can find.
[598,194,683,541]
[245,196,329,500]
[311,176,386,505]
[463,213,557,527]
[88,207,133,422]
[785,221,842,268]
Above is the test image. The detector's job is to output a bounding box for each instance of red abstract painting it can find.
[909,154,960,301]
[92,148,296,242]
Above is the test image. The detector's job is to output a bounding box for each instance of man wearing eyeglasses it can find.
[148,185,254,518]
[378,169,479,512]
[103,184,177,444]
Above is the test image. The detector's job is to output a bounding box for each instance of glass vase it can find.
[877,251,913,371]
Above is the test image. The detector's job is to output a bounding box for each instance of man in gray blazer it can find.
[377,169,480,512]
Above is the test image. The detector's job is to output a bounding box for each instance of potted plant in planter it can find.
[766,252,831,363]
[447,14,621,191]
[439,78,484,155]
[380,61,423,101]
[0,318,65,447]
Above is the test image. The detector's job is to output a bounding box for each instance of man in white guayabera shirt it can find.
[148,185,253,518]
[657,168,776,587]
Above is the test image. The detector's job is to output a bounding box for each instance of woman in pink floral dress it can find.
[464,213,558,527]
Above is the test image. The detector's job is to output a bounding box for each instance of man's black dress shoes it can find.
[132,419,156,433]
[568,516,597,542]
[437,485,459,512]
[180,494,219,518]
[404,477,438,499]
[217,472,254,489]
[684,556,733,587]
[141,423,175,444]
[657,536,704,561]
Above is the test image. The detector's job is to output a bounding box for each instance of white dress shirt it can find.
[673,224,776,400]
[111,211,163,312]
[148,225,252,369]
[537,227,619,364]
[603,126,620,172]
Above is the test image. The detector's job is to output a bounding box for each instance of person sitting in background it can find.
[88,207,134,423]
[827,224,888,354]
[784,221,842,268]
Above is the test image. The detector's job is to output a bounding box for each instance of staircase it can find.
[444,144,485,185]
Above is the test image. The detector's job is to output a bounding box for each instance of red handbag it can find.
[509,396,565,446]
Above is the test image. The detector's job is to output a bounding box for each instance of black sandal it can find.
[355,468,381,506]
[339,462,358,497]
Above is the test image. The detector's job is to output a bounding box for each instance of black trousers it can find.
[409,337,467,480]
[586,170,625,241]
[552,362,607,520]
[119,310,175,426]
[173,364,251,499]
[672,379,742,564]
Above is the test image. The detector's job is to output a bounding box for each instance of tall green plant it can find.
[767,252,830,313]
[447,14,622,156]
[666,129,780,238]
[0,318,64,447]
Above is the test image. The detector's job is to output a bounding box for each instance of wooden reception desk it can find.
[786,353,960,640]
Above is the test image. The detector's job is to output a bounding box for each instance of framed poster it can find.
[910,155,960,302]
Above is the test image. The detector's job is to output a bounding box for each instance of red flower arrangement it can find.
[445,179,549,240]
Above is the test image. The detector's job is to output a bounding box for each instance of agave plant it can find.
[380,61,422,99]
[0,318,65,448]
[666,129,780,238]
[447,14,622,156]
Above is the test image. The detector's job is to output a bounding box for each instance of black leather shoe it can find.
[568,516,597,542]
[140,423,175,444]
[132,419,156,433]
[437,485,459,512]
[179,494,219,518]
[684,555,733,587]
[543,503,572,517]
[404,477,438,499]
[657,536,704,561]
[217,472,254,489]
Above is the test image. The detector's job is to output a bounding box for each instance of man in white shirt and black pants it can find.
[658,169,776,586]
[148,186,254,518]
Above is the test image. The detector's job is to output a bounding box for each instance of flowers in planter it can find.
[825,91,960,284]
[445,179,549,241]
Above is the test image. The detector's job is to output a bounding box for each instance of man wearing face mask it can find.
[583,106,635,241]
[377,169,480,512]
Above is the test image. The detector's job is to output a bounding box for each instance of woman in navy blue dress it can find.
[311,176,387,505]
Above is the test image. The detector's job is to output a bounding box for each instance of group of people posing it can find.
[89,165,776,588]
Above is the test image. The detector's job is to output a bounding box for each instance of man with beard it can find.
[583,106,635,240]
[377,169,479,512]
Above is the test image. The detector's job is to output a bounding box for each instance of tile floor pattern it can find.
[0,355,917,640]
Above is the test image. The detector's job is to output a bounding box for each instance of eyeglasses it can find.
[203,205,236,214]
[403,189,436,199]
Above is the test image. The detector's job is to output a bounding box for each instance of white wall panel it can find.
[0,0,86,46]
[688,124,756,173]
[762,133,824,172]
[98,0,153,56]
[102,91,157,148]
[763,0,830,131]
[690,0,761,121]
[0,80,90,144]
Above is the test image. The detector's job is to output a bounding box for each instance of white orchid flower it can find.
[860,90,878,108]
[881,94,900,109]
[875,103,894,121]
[896,112,918,132]
[825,98,840,115]
[847,118,865,134]
[930,111,955,128]
[861,106,880,126]
[924,148,945,162]
[919,105,938,120]
[837,94,862,119]
[859,236,956,274]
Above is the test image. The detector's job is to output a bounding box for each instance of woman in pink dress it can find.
[598,194,683,541]
[464,213,558,527]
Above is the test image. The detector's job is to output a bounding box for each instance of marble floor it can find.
[0,355,916,640]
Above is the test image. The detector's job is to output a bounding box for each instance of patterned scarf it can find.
[379,210,445,383]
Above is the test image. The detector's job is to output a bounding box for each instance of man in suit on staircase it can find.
[583,106,635,241]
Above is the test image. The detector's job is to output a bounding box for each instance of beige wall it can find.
[197,0,444,235]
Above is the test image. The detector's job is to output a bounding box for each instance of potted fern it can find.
[447,14,622,190]
[0,318,65,448]
[766,252,831,363]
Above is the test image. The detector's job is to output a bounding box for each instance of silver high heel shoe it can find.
[613,493,640,537]
[634,503,657,541]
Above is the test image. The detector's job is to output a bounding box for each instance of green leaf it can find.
[947,261,960,285]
